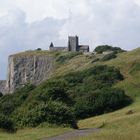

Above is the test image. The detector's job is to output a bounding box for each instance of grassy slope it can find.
[0,127,71,140]
[70,48,140,140]
[1,48,140,140]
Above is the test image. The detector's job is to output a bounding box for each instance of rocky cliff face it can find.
[0,52,54,94]
[7,54,54,93]
[0,80,7,94]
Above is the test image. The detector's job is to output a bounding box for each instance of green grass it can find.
[0,127,72,140]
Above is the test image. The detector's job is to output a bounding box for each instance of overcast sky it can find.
[1,0,140,79]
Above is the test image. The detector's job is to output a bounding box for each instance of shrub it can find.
[101,52,117,61]
[129,62,140,75]
[94,45,124,54]
[0,92,3,97]
[46,101,78,129]
[74,88,132,119]
[0,84,35,115]
[56,52,82,64]
[37,79,73,105]
[13,102,78,129]
[85,65,124,83]
[36,48,42,51]
[0,114,15,132]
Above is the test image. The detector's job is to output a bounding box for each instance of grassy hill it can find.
[1,48,140,140]
[72,48,140,140]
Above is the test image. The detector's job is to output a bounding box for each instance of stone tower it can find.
[68,36,79,51]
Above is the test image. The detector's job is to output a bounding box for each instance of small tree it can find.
[0,92,3,97]
[36,48,42,51]
[0,114,15,132]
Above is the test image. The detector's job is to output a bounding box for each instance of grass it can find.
[1,48,140,140]
[0,127,72,140]
[10,50,63,57]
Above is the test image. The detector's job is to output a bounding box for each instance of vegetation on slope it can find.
[70,48,140,140]
[1,47,140,140]
[0,63,131,132]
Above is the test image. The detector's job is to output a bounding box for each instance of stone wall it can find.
[50,46,67,51]
[6,54,54,93]
[68,36,79,51]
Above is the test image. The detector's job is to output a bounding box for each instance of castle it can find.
[49,36,89,52]
[0,36,90,94]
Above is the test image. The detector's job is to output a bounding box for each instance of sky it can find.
[1,0,140,79]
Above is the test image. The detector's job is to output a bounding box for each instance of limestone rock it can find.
[0,52,54,94]
[0,80,7,94]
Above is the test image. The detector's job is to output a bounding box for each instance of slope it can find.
[1,48,140,140]
[71,48,140,140]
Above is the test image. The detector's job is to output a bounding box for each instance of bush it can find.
[101,52,117,61]
[85,65,124,83]
[13,101,78,129]
[36,79,73,105]
[46,102,78,129]
[94,45,124,54]
[56,52,82,64]
[74,88,132,119]
[36,48,42,51]
[0,114,15,132]
[0,84,35,116]
[0,92,3,97]
[129,62,140,75]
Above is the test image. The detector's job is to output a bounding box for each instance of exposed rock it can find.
[0,80,7,94]
[5,53,54,93]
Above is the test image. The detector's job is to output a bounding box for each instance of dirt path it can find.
[42,128,100,140]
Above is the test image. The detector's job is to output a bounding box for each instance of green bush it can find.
[0,114,15,132]
[94,45,125,54]
[85,65,124,83]
[101,53,117,61]
[36,79,73,105]
[56,52,82,64]
[45,101,78,129]
[13,101,78,129]
[0,92,3,97]
[129,62,140,75]
[0,84,35,116]
[74,88,132,119]
[36,48,42,51]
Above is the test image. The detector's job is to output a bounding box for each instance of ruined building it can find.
[49,36,89,52]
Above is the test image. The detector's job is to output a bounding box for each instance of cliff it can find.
[0,80,7,94]
[0,51,54,94]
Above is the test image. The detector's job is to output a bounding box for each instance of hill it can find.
[73,48,140,140]
[0,48,140,140]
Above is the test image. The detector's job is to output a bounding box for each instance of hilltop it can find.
[0,47,140,140]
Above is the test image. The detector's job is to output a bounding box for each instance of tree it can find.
[0,92,3,97]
